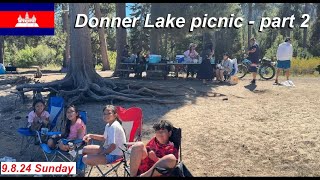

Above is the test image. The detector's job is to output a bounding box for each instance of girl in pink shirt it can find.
[28,99,50,131]
[47,105,86,151]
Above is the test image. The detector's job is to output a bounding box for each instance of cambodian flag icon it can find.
[0,3,54,35]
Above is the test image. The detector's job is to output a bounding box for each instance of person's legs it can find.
[249,63,257,84]
[140,154,177,177]
[47,138,55,149]
[82,145,102,155]
[58,141,69,151]
[275,68,282,83]
[215,69,220,81]
[219,70,224,81]
[129,142,148,177]
[82,154,107,166]
[284,60,291,81]
[285,69,290,80]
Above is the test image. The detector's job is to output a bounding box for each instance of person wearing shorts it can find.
[274,37,293,85]
[82,105,126,165]
[247,37,260,85]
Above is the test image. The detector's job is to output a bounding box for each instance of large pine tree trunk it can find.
[115,3,127,75]
[0,36,4,64]
[150,3,160,54]
[16,3,179,105]
[62,3,70,70]
[95,3,110,71]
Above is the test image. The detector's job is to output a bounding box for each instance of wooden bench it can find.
[146,63,168,79]
[117,63,137,78]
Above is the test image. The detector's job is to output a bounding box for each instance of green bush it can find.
[108,51,117,70]
[14,44,57,68]
[95,51,117,71]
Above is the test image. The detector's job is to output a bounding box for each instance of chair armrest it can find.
[124,142,136,146]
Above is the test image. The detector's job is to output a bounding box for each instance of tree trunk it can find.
[62,3,70,70]
[164,31,168,59]
[150,3,160,54]
[0,36,4,64]
[248,3,253,48]
[303,3,309,49]
[115,3,127,75]
[95,3,110,71]
[16,3,180,105]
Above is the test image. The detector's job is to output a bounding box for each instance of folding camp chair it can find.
[38,110,88,164]
[17,96,64,161]
[86,106,143,177]
[151,127,193,177]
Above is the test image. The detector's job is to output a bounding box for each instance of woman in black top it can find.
[196,43,214,84]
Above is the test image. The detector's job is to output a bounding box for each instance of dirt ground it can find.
[0,70,320,177]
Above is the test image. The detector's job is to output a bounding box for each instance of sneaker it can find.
[250,79,256,84]
[273,80,280,85]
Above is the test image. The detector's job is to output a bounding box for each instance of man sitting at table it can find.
[184,43,199,78]
[122,45,136,63]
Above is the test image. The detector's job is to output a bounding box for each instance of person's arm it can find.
[76,120,85,140]
[183,50,189,58]
[99,143,116,155]
[147,150,159,162]
[83,133,105,142]
[276,46,280,60]
[248,47,256,54]
[289,45,293,60]
[43,111,50,126]
[98,126,117,155]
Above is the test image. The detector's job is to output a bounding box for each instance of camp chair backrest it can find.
[79,111,87,125]
[169,127,181,151]
[48,96,64,130]
[116,106,143,142]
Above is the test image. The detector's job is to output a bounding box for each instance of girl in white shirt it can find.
[82,105,126,166]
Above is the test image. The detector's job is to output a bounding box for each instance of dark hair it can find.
[64,105,80,138]
[124,45,129,48]
[33,99,46,112]
[285,37,291,42]
[153,120,173,132]
[223,52,230,58]
[103,105,122,125]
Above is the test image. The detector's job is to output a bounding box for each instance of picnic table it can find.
[146,63,168,79]
[167,62,215,78]
[117,63,137,78]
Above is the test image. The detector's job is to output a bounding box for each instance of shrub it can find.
[291,57,320,75]
[14,44,57,68]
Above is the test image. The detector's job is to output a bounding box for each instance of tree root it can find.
[16,76,184,105]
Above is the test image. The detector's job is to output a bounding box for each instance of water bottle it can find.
[68,142,76,157]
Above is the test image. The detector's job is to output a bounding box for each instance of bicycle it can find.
[237,57,276,80]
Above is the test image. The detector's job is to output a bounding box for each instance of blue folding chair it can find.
[17,96,65,161]
[38,110,87,172]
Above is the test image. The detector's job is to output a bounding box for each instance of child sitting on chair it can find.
[47,105,86,151]
[216,52,233,82]
[82,105,126,165]
[129,119,178,177]
[28,99,50,131]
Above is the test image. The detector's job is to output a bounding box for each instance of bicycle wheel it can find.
[259,63,275,80]
[237,64,247,79]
